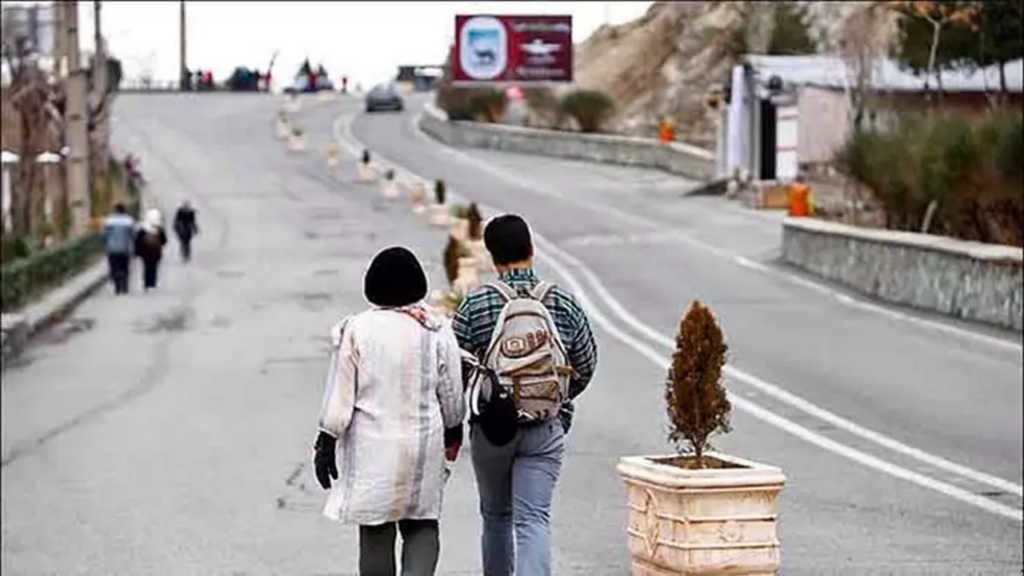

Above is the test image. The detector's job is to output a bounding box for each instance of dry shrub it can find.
[835,109,1024,246]
[558,89,616,133]
[665,300,732,466]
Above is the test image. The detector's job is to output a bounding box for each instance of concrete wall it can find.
[418,103,717,182]
[782,218,1024,332]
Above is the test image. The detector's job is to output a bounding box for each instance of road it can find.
[1,92,1021,575]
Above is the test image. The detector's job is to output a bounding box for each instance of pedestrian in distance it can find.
[313,246,466,576]
[134,208,168,292]
[173,201,199,262]
[452,214,598,576]
[102,203,136,295]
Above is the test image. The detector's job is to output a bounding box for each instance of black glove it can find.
[313,431,338,490]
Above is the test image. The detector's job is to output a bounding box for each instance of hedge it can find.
[1,232,105,312]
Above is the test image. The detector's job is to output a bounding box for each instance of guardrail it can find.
[418,103,716,182]
[781,217,1024,332]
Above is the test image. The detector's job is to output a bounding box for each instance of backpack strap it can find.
[529,281,556,302]
[485,281,519,303]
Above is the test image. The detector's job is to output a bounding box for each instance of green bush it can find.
[467,89,508,123]
[835,110,1024,245]
[557,89,615,133]
[1,232,105,312]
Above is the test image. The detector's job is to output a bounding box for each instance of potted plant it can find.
[443,235,478,295]
[449,204,471,242]
[276,113,291,139]
[465,203,491,271]
[429,180,450,227]
[381,169,399,199]
[409,181,427,212]
[289,127,306,152]
[358,149,375,182]
[616,301,785,575]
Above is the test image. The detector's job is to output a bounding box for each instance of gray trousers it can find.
[470,419,566,576]
[358,519,439,576]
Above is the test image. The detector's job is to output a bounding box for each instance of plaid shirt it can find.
[452,268,598,426]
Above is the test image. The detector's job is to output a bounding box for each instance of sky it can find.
[34,1,654,89]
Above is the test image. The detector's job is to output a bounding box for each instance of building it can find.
[723,55,1024,183]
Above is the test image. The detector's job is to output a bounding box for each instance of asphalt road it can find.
[1,92,1021,575]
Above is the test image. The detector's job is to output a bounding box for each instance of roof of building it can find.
[743,54,1023,94]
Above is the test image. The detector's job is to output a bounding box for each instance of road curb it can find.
[1,260,109,365]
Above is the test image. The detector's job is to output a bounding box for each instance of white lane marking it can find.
[538,235,1024,499]
[406,111,1023,355]
[534,243,1023,523]
[335,110,1024,522]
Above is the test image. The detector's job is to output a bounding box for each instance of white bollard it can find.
[449,218,470,243]
[289,133,306,152]
[381,179,399,200]
[276,119,290,140]
[409,182,427,213]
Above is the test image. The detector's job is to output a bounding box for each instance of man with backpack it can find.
[173,201,199,262]
[452,214,597,576]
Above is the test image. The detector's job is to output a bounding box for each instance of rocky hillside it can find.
[572,2,776,147]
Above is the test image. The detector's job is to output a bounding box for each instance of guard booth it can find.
[396,65,444,93]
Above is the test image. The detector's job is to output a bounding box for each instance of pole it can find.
[64,0,92,235]
[92,0,110,208]
[179,0,188,90]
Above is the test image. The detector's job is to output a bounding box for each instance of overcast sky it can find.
[49,1,652,88]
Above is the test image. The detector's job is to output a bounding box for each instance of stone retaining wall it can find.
[418,103,716,182]
[781,218,1024,332]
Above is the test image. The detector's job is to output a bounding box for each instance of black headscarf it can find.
[364,246,428,307]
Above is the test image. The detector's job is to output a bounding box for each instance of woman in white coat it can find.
[313,246,466,576]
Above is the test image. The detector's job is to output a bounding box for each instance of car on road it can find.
[365,82,404,113]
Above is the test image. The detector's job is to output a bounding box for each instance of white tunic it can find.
[318,306,466,525]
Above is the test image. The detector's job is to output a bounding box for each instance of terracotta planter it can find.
[449,218,470,243]
[616,453,785,575]
[429,204,450,227]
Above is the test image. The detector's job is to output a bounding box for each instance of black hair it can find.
[114,203,127,214]
[484,214,533,266]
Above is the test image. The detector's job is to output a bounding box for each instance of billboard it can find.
[452,15,572,85]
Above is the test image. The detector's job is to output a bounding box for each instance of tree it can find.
[973,1,1024,97]
[665,300,731,466]
[891,1,981,99]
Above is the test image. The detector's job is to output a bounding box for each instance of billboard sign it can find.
[453,15,572,85]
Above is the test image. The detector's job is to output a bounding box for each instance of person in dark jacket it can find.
[173,201,199,262]
[135,208,168,292]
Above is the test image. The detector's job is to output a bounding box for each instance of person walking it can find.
[313,246,466,576]
[173,201,199,262]
[452,214,598,576]
[102,203,136,295]
[134,209,168,292]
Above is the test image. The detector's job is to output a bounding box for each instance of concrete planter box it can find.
[357,163,376,182]
[781,218,1024,332]
[617,453,786,575]
[381,179,399,200]
[429,204,450,227]
[449,218,469,243]
[276,119,290,140]
[288,134,306,152]
[453,257,480,296]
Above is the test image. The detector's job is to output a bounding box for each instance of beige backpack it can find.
[479,281,575,422]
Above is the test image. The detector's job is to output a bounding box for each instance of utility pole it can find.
[63,0,91,235]
[179,0,188,90]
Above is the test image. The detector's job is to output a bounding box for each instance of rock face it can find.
[573,2,772,147]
